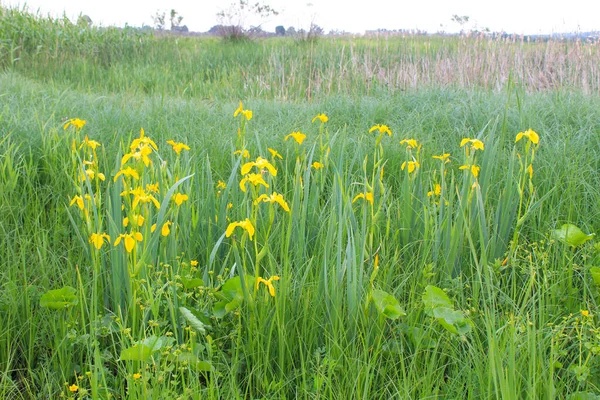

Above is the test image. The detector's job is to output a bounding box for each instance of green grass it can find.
[2,6,600,400]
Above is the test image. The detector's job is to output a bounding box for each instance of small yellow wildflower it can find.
[401,161,420,173]
[113,166,140,182]
[64,118,86,130]
[89,233,110,250]
[284,131,306,145]
[233,101,252,120]
[369,124,392,136]
[173,193,189,206]
[190,260,199,267]
[225,219,255,240]
[352,192,374,205]
[459,164,481,178]
[256,275,280,297]
[233,149,251,158]
[400,139,418,149]
[254,192,290,212]
[241,157,277,176]
[581,310,590,317]
[460,138,484,151]
[312,113,329,123]
[515,129,540,144]
[166,140,191,155]
[133,373,142,380]
[216,180,227,190]
[69,384,79,392]
[427,184,442,197]
[432,153,451,163]
[114,231,143,253]
[311,161,324,170]
[239,173,269,192]
[268,148,283,159]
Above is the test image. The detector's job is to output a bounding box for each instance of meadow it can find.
[1,7,600,399]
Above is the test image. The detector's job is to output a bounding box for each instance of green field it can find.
[2,7,600,399]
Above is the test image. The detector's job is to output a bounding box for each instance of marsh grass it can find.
[1,6,600,400]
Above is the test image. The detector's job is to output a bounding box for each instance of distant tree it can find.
[170,9,183,30]
[152,10,166,30]
[287,26,296,35]
[216,0,278,40]
[77,15,92,27]
[451,14,470,34]
[275,25,285,36]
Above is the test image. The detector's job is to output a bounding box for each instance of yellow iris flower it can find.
[401,161,420,173]
[129,187,160,209]
[268,148,283,159]
[312,113,329,123]
[352,192,374,205]
[233,149,250,158]
[254,192,290,212]
[166,140,191,155]
[239,173,269,192]
[460,138,484,151]
[113,166,140,182]
[233,101,253,120]
[89,233,110,250]
[114,231,143,253]
[427,184,442,197]
[256,275,280,297]
[459,164,481,178]
[400,139,418,149]
[241,157,277,177]
[64,118,86,130]
[284,131,306,145]
[80,135,101,150]
[225,219,255,240]
[432,153,451,162]
[369,124,392,136]
[515,129,540,144]
[173,193,189,206]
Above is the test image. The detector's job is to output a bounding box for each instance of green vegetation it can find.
[1,6,600,399]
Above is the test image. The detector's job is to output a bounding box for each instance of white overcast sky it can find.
[2,0,599,34]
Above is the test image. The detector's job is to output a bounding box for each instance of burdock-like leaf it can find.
[40,286,78,309]
[370,290,406,320]
[552,224,595,247]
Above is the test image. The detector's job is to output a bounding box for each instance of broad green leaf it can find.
[552,224,595,247]
[433,307,472,335]
[590,267,600,288]
[120,336,174,361]
[569,392,600,400]
[182,278,204,290]
[422,285,453,314]
[213,276,255,318]
[371,289,406,320]
[119,344,153,362]
[40,286,78,309]
[140,335,175,353]
[167,352,214,372]
[180,307,209,334]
